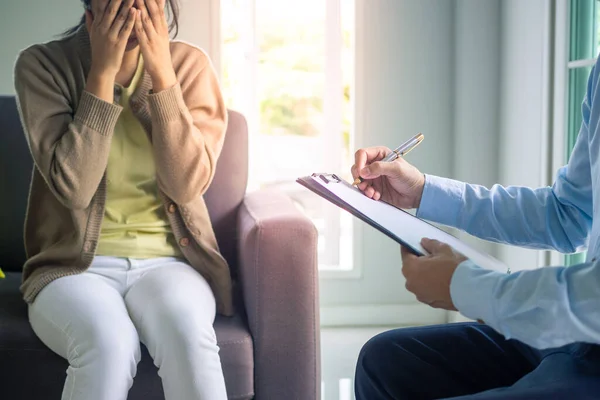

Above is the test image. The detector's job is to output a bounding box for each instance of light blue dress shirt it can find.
[416,63,600,350]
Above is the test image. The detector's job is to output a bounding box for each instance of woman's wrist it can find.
[150,67,177,93]
[86,68,116,103]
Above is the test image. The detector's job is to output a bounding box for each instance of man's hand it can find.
[401,238,467,310]
[351,146,426,209]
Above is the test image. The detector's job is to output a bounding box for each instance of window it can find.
[564,0,599,266]
[221,0,356,270]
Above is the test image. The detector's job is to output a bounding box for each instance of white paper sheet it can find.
[309,175,509,273]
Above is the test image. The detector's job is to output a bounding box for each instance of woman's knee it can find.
[82,322,142,370]
[160,309,218,352]
[139,280,218,352]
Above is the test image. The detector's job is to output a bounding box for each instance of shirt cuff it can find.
[416,175,465,226]
[450,260,505,328]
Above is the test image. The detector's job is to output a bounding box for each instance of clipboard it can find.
[297,173,510,274]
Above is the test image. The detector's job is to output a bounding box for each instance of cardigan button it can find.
[179,238,190,247]
[168,203,177,213]
[83,240,94,252]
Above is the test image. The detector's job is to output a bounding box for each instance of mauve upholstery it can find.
[0,95,320,400]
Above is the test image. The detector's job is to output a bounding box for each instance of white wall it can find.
[453,0,550,271]
[0,0,81,94]
[497,0,550,270]
[448,0,502,323]
[453,0,501,258]
[0,0,216,95]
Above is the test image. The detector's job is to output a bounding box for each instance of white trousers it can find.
[28,256,228,400]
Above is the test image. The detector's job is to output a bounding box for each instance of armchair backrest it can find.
[203,110,249,274]
[0,95,248,274]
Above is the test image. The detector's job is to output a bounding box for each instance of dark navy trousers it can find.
[355,322,600,399]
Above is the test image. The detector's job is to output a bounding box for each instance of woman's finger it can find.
[110,0,135,38]
[145,0,163,31]
[134,9,149,44]
[101,0,123,31]
[157,0,168,30]
[136,0,156,37]
[118,7,137,41]
[93,0,109,26]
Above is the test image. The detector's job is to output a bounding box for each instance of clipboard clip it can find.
[312,173,342,184]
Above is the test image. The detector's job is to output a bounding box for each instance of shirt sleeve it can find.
[417,68,595,253]
[416,164,592,253]
[450,259,600,349]
[416,67,595,253]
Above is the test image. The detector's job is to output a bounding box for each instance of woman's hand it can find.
[86,0,137,79]
[135,0,177,92]
[351,146,426,209]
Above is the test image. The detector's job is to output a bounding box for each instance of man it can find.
[350,61,600,398]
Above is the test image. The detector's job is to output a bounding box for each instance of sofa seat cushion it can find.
[0,272,254,400]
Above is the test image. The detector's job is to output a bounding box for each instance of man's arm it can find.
[417,166,592,253]
[417,64,595,253]
[451,259,600,349]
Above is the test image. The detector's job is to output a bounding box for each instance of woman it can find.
[14,0,232,399]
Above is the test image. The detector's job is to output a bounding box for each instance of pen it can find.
[352,133,424,186]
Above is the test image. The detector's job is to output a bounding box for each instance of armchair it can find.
[0,95,320,400]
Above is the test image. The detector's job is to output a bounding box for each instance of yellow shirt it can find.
[96,56,182,259]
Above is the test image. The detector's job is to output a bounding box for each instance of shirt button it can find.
[168,203,177,213]
[179,238,190,247]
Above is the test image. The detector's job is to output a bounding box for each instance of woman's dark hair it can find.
[61,0,180,38]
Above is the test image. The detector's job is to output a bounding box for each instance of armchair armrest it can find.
[237,188,320,400]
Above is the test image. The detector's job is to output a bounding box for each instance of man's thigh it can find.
[445,344,600,400]
[355,322,542,400]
